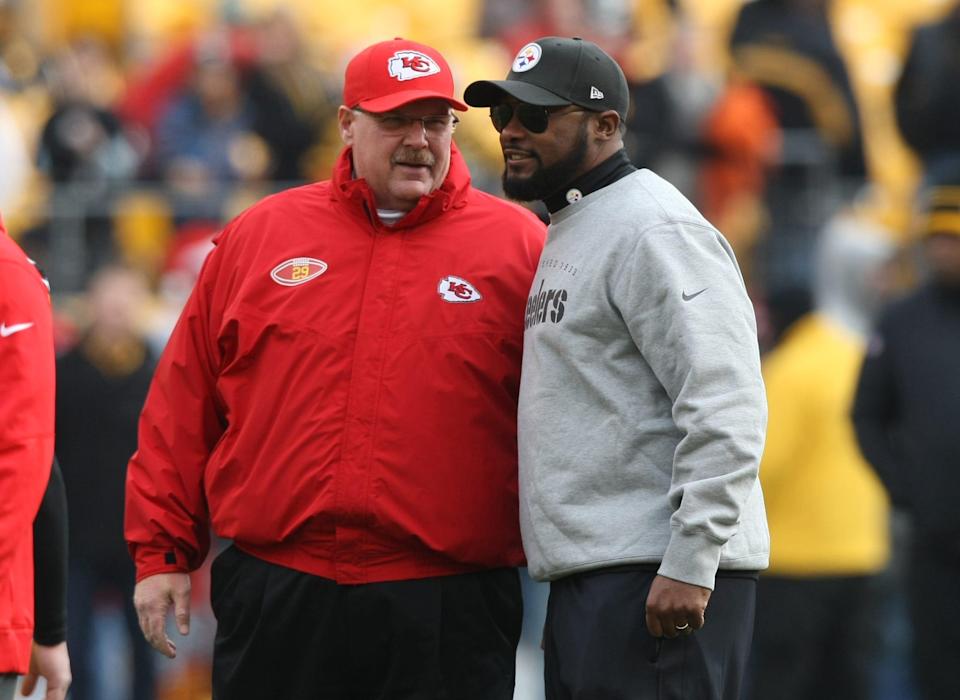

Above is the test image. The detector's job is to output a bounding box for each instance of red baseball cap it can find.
[343,38,468,113]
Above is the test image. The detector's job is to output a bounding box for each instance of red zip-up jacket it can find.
[0,221,55,674]
[126,146,546,584]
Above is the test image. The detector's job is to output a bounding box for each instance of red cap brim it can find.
[357,89,468,113]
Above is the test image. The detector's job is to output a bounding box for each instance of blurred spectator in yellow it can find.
[894,2,960,189]
[727,0,868,300]
[54,264,157,700]
[749,213,894,700]
[853,179,960,700]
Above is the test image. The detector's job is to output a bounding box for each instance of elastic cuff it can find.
[657,528,723,590]
[134,546,190,582]
[33,629,66,646]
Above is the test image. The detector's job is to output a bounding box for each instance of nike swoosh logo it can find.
[0,322,34,337]
[681,288,707,302]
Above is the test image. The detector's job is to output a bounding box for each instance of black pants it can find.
[748,574,881,700]
[544,567,757,700]
[210,545,522,700]
[909,538,960,700]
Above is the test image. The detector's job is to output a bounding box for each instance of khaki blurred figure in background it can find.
[750,213,895,700]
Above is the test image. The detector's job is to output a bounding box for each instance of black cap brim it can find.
[463,80,572,108]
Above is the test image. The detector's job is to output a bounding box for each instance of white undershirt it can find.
[352,166,406,227]
[376,209,406,226]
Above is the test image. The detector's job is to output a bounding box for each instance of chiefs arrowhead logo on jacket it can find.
[271,258,328,286]
[437,275,482,303]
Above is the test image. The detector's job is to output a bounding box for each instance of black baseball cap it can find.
[463,36,629,120]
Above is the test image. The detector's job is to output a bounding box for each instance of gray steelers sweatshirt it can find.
[517,169,769,589]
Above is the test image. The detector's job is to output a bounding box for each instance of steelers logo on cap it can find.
[566,189,583,204]
[513,43,542,73]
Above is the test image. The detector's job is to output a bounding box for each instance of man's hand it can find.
[645,574,711,639]
[134,572,192,658]
[20,641,71,700]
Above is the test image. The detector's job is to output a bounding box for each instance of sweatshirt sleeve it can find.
[124,243,228,581]
[0,260,55,571]
[617,221,767,589]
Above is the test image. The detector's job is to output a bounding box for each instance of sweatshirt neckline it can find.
[549,168,642,227]
[543,149,637,215]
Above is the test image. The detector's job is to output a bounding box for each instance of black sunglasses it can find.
[489,104,585,134]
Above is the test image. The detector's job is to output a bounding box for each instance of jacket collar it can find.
[331,141,471,229]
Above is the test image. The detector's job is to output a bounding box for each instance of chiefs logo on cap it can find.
[438,275,482,303]
[388,51,441,82]
[271,257,328,286]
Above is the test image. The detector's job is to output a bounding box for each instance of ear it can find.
[592,110,621,142]
[338,105,357,146]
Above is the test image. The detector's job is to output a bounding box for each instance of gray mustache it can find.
[392,149,435,167]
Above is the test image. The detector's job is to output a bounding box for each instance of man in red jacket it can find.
[126,38,546,699]
[0,219,70,700]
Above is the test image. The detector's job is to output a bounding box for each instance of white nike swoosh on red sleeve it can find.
[0,322,35,337]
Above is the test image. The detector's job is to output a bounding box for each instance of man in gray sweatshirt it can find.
[465,37,769,699]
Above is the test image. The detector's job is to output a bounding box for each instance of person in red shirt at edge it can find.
[1,217,71,700]
[125,38,546,699]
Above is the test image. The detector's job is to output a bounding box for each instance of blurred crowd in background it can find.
[3,0,959,698]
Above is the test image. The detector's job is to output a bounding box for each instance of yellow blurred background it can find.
[6,0,957,237]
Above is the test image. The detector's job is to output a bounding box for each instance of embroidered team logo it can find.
[512,43,542,73]
[388,51,441,82]
[438,275,482,303]
[271,257,328,286]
